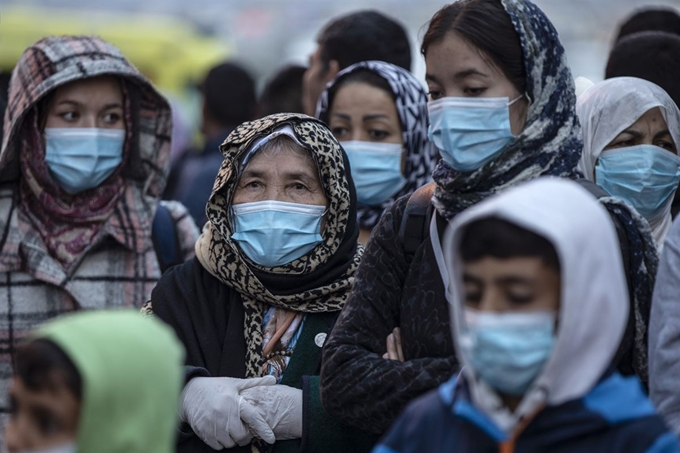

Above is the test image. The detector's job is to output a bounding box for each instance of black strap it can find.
[152,203,183,274]
[398,182,435,260]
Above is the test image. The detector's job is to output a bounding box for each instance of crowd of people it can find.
[1,0,680,452]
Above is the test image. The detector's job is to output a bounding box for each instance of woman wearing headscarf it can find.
[320,0,658,438]
[0,36,198,419]
[148,113,375,452]
[5,310,184,453]
[316,61,438,244]
[577,77,680,248]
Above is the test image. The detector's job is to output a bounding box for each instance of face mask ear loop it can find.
[508,93,526,106]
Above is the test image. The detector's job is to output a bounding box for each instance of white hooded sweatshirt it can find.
[437,177,629,435]
[576,77,680,248]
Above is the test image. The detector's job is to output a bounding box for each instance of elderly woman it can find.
[0,36,197,419]
[578,77,680,248]
[147,113,374,452]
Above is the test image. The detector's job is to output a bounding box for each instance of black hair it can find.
[317,10,411,74]
[459,217,560,272]
[326,68,395,115]
[14,339,82,400]
[614,7,680,42]
[257,65,306,117]
[421,0,526,96]
[202,62,256,127]
[606,31,680,107]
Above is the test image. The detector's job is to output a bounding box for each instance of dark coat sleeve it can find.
[320,197,457,435]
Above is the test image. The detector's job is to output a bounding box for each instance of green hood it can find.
[35,310,184,453]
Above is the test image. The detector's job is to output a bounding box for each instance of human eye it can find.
[463,281,482,307]
[331,127,349,138]
[102,111,122,125]
[427,89,443,101]
[507,290,534,306]
[290,181,310,192]
[655,139,676,152]
[463,86,487,96]
[368,129,389,140]
[59,111,79,122]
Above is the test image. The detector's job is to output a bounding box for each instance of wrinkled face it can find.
[5,377,80,452]
[328,82,403,145]
[232,144,328,208]
[603,107,677,154]
[425,31,528,135]
[462,257,560,313]
[302,46,336,117]
[44,76,124,130]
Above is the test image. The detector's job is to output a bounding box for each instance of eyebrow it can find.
[331,112,351,121]
[654,129,672,140]
[453,68,489,81]
[240,169,316,181]
[495,276,534,286]
[55,100,123,110]
[363,114,389,121]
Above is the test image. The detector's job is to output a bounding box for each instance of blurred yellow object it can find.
[0,6,229,95]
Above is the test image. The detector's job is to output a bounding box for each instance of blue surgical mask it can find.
[595,144,680,221]
[427,96,521,172]
[342,141,407,206]
[231,200,325,267]
[45,128,125,194]
[460,309,556,396]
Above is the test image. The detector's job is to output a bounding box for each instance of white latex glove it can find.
[180,376,277,449]
[240,384,303,441]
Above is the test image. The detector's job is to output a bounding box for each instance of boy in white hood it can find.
[373,178,678,453]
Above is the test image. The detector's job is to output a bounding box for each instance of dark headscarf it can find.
[194,113,363,379]
[317,61,438,229]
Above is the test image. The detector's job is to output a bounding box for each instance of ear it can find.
[325,59,341,83]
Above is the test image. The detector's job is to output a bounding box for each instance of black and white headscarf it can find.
[317,61,439,229]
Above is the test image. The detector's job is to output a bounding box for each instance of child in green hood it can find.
[4,310,184,453]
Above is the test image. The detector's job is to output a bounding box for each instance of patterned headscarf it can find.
[317,61,439,229]
[195,113,363,380]
[1,36,172,268]
[431,0,582,219]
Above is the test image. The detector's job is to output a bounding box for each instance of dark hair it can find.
[317,10,411,73]
[326,68,395,116]
[14,339,82,400]
[202,62,256,127]
[615,7,680,42]
[421,0,526,95]
[257,65,306,117]
[459,217,560,272]
[606,31,680,107]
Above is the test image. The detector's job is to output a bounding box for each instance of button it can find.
[314,333,327,348]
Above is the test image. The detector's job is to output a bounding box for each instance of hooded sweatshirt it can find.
[0,36,198,418]
[35,310,184,453]
[374,178,677,453]
[577,77,680,247]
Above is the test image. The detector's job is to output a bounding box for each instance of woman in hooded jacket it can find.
[316,61,439,245]
[0,36,198,418]
[147,113,375,452]
[577,77,680,249]
[320,0,658,437]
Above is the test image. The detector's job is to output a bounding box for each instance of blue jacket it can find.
[374,372,679,453]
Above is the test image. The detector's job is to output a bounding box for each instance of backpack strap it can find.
[152,203,183,274]
[398,182,436,260]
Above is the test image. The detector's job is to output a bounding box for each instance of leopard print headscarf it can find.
[195,113,363,380]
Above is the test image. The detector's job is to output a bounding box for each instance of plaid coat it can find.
[0,36,199,417]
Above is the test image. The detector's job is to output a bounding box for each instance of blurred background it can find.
[1,0,678,132]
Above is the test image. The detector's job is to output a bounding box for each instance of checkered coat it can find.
[0,36,199,416]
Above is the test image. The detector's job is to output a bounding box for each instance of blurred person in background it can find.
[147,113,376,453]
[166,62,257,227]
[317,61,438,245]
[578,77,680,249]
[256,64,306,117]
[607,7,680,217]
[5,310,184,453]
[613,6,680,42]
[0,35,198,423]
[321,0,659,438]
[375,178,679,453]
[650,210,680,438]
[302,10,412,117]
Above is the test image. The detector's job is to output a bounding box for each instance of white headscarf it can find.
[439,177,629,434]
[577,77,680,246]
